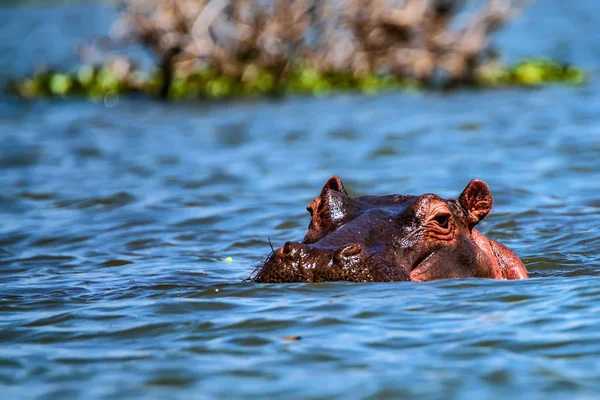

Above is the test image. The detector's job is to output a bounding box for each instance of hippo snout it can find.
[254,239,411,283]
[280,241,366,269]
[281,241,363,263]
[254,242,333,283]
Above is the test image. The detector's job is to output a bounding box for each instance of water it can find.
[1,1,600,399]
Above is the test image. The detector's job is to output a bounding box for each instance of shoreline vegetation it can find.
[10,0,586,100]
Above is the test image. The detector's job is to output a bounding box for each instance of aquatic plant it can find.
[9,0,587,100]
[10,58,584,100]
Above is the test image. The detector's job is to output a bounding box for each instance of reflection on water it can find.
[2,0,600,399]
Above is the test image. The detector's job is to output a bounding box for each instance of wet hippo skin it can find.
[251,177,529,283]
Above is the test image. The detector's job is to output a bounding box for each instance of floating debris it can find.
[282,336,302,342]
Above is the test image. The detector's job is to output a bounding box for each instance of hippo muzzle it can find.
[255,241,410,283]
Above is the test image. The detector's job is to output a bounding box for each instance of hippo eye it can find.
[434,214,450,229]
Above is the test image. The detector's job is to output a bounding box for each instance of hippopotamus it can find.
[251,176,528,283]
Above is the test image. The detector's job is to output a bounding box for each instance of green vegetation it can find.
[10,59,585,100]
[6,0,588,100]
[11,65,143,100]
[476,59,586,87]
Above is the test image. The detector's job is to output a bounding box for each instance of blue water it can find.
[1,1,600,399]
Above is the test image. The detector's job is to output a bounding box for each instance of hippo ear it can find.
[320,176,347,196]
[305,176,357,230]
[459,179,493,230]
[307,176,348,218]
[321,188,359,223]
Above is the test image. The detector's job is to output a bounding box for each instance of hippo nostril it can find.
[334,244,363,261]
[282,241,302,257]
[283,242,294,254]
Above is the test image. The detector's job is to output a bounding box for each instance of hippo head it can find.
[252,176,511,283]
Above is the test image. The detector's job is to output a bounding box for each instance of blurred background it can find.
[1,1,600,399]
